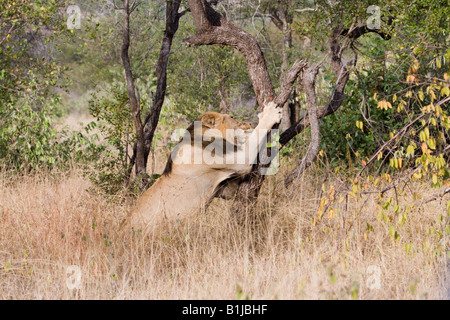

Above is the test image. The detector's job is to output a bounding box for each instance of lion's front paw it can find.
[258,101,282,127]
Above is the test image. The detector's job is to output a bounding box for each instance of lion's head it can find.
[192,112,252,145]
[197,112,252,132]
[163,112,253,175]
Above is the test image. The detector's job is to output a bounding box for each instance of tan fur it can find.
[124,102,282,232]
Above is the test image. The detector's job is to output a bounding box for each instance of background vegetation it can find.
[0,0,448,299]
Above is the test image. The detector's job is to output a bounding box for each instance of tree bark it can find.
[279,26,353,147]
[284,63,321,188]
[231,25,358,216]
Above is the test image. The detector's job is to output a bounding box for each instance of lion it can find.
[124,101,282,231]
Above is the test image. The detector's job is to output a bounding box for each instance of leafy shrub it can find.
[0,96,104,172]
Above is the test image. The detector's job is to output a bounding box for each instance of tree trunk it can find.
[143,0,186,167]
[121,0,185,189]
[184,0,306,217]
[121,0,146,181]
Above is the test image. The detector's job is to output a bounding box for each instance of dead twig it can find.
[421,187,450,205]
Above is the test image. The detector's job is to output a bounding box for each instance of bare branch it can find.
[285,62,322,188]
[342,22,392,41]
[280,27,353,147]
[274,60,307,107]
[294,8,316,13]
[269,9,284,31]
[0,25,15,46]
[178,8,190,18]
[143,0,185,166]
[422,187,450,204]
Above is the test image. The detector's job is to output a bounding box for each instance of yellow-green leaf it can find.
[406,145,415,156]
[418,90,424,101]
[427,137,436,150]
[432,174,438,184]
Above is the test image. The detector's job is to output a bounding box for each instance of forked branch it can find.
[185,0,305,110]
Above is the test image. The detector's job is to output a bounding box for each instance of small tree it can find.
[118,0,187,187]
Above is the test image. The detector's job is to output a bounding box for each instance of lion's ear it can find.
[200,113,220,128]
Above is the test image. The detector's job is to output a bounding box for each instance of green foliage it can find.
[0,95,104,171]
[0,0,69,105]
[317,1,449,175]
[169,37,251,120]
[89,81,135,157]
[87,79,136,193]
[0,0,101,172]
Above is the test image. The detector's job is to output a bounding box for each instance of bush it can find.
[0,98,104,172]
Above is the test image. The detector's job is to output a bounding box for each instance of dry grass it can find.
[0,167,448,300]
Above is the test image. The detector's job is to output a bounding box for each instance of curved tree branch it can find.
[184,0,275,109]
[284,62,322,188]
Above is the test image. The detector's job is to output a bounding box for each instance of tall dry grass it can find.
[0,167,448,299]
